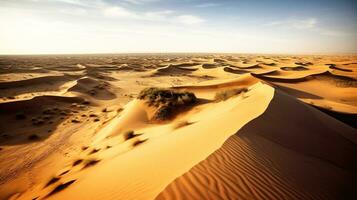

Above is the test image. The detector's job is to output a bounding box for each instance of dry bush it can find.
[138,87,197,120]
[215,88,248,101]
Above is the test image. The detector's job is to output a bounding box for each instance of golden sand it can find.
[0,54,356,200]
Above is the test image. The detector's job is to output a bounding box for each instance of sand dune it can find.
[153,64,199,76]
[157,90,356,200]
[13,81,274,200]
[67,77,118,100]
[0,75,80,99]
[0,54,356,200]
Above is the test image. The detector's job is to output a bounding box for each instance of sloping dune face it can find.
[157,90,357,200]
[13,80,275,200]
[0,54,356,200]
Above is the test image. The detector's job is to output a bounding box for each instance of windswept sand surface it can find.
[0,54,356,200]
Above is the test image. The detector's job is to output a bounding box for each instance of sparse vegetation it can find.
[71,119,80,123]
[82,100,90,105]
[133,138,148,146]
[28,134,40,140]
[72,159,83,166]
[124,130,142,140]
[89,148,100,154]
[43,109,55,115]
[137,87,197,120]
[47,180,76,196]
[15,112,26,120]
[214,88,248,101]
[83,159,100,168]
[124,130,135,140]
[89,114,98,117]
[138,87,196,105]
[173,120,193,129]
[45,176,60,187]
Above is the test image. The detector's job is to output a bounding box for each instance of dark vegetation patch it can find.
[59,170,70,176]
[138,87,197,121]
[15,112,26,120]
[83,159,100,168]
[89,114,98,117]
[28,134,40,140]
[47,180,76,196]
[72,159,83,166]
[214,88,248,101]
[89,148,100,154]
[173,120,194,129]
[81,146,89,151]
[71,119,81,123]
[45,177,60,188]
[133,139,148,146]
[124,130,142,140]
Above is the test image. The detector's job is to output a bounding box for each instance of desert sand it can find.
[0,54,356,200]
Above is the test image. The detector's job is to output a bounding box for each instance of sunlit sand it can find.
[0,54,356,200]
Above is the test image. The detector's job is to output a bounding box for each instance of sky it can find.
[0,0,357,54]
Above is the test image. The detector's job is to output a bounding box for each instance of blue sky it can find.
[0,0,356,54]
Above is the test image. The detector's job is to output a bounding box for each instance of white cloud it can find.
[319,29,349,37]
[265,18,352,37]
[103,6,138,18]
[176,15,205,25]
[103,6,204,25]
[122,0,159,4]
[52,0,86,6]
[266,18,317,29]
[143,10,174,20]
[195,3,220,8]
[29,0,107,8]
[59,7,87,15]
[292,18,317,29]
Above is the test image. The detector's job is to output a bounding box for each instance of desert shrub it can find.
[215,88,248,101]
[154,105,172,120]
[173,120,192,129]
[124,130,136,140]
[15,112,26,120]
[28,134,40,140]
[83,159,100,168]
[71,119,80,123]
[138,87,196,105]
[32,118,44,125]
[138,87,197,120]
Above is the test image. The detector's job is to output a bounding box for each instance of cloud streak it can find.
[103,6,204,25]
[195,3,220,8]
[266,18,317,29]
[265,17,352,38]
